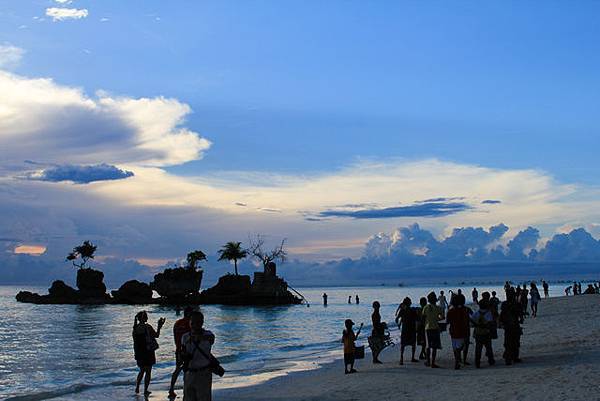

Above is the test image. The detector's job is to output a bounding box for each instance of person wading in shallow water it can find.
[169,306,194,398]
[133,311,166,397]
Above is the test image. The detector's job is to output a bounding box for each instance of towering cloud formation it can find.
[363,224,600,266]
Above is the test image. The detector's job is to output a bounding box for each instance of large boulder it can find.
[112,280,153,304]
[200,274,251,304]
[151,267,203,302]
[48,280,78,300]
[76,268,110,300]
[16,291,42,303]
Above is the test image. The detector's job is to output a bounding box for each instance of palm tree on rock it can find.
[218,241,248,275]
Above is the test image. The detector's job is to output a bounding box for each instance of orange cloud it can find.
[14,245,47,255]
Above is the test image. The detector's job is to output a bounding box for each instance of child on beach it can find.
[342,319,363,374]
[422,292,444,368]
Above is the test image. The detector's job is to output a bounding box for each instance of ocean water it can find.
[0,283,569,400]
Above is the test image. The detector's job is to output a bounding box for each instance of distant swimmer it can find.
[348,296,352,304]
[323,293,328,306]
[355,295,360,305]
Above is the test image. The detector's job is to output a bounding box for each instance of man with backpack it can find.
[470,299,495,368]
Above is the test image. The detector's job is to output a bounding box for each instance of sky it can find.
[1,1,600,284]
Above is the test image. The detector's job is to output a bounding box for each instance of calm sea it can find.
[0,283,569,400]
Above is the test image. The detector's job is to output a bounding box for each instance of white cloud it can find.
[46,7,89,21]
[55,0,73,4]
[0,44,25,69]
[0,71,211,167]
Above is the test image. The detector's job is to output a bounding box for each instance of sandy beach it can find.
[218,294,600,401]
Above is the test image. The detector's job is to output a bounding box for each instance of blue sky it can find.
[1,1,600,280]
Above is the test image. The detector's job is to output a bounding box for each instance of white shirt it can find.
[181,330,214,370]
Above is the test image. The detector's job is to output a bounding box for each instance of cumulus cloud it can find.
[25,163,134,184]
[0,71,211,168]
[46,7,89,21]
[0,44,25,69]
[363,223,600,266]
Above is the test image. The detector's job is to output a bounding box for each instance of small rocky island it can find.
[16,239,303,306]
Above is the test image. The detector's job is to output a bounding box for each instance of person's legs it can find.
[411,345,417,362]
[475,340,483,368]
[169,364,183,396]
[144,366,152,395]
[400,345,405,364]
[425,347,431,367]
[485,339,495,365]
[462,340,470,365]
[135,367,144,393]
[431,349,438,368]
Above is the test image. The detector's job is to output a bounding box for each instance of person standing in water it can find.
[323,293,328,306]
[133,311,166,397]
[355,294,360,304]
[169,307,193,398]
[438,290,449,317]
[395,297,418,365]
[542,280,549,298]
[472,288,479,304]
[348,296,352,304]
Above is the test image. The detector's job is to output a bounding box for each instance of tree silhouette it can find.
[186,250,207,270]
[217,241,248,275]
[66,240,97,269]
[248,234,287,272]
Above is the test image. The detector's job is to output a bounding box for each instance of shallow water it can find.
[0,283,569,400]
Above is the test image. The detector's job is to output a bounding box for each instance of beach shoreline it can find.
[217,294,600,401]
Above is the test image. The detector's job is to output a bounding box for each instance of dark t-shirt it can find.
[398,307,418,335]
[446,306,470,339]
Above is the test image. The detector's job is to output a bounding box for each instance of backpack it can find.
[473,313,490,337]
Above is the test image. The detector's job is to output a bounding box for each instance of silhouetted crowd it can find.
[342,280,561,374]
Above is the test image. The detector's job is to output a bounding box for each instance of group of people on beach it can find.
[564,281,600,296]
[132,307,218,400]
[342,282,545,374]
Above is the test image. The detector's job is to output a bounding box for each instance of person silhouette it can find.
[355,295,360,304]
[348,296,352,304]
[169,307,193,398]
[181,311,216,401]
[323,293,328,306]
[133,311,165,397]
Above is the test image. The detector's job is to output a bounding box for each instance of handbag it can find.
[145,327,159,352]
[353,345,365,359]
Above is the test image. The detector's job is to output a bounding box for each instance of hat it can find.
[345,319,355,326]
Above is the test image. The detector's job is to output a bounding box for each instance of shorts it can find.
[451,338,465,350]
[344,352,355,365]
[426,329,442,350]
